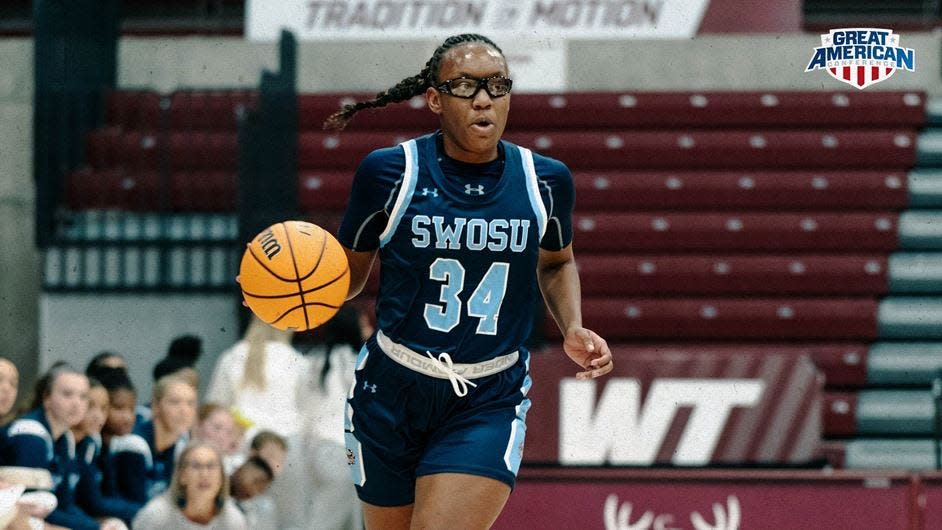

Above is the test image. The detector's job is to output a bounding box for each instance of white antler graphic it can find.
[690,495,741,530]
[604,494,655,530]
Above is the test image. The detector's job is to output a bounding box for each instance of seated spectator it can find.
[95,368,137,447]
[72,379,140,526]
[206,316,303,439]
[247,431,286,478]
[192,404,242,474]
[0,357,54,529]
[0,365,104,529]
[138,336,202,424]
[0,357,18,425]
[229,457,275,530]
[154,335,202,391]
[132,443,247,530]
[110,375,196,504]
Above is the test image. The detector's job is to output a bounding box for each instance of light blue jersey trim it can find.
[503,398,531,475]
[518,147,548,240]
[7,419,53,461]
[503,350,532,474]
[379,140,419,247]
[354,343,370,370]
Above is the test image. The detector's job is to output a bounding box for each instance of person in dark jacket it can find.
[72,378,142,525]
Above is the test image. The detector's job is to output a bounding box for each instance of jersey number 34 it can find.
[424,258,509,335]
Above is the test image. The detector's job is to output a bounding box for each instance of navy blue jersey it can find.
[109,419,185,503]
[76,434,142,523]
[338,132,573,363]
[0,409,98,530]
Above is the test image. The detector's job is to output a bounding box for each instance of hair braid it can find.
[323,33,504,131]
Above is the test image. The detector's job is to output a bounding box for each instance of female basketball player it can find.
[325,34,614,529]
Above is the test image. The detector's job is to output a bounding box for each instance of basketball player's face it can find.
[427,43,510,163]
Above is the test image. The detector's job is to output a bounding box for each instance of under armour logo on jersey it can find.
[362,381,377,393]
[421,187,439,197]
[465,184,485,195]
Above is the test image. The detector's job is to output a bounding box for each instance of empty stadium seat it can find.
[66,168,162,210]
[824,392,857,437]
[809,345,869,388]
[867,342,942,385]
[170,171,237,211]
[168,90,257,131]
[298,171,354,211]
[844,440,938,470]
[105,90,163,130]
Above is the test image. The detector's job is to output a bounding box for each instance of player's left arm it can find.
[537,246,613,379]
[533,155,612,379]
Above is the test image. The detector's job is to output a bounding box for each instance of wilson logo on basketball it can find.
[805,28,915,89]
[258,228,282,259]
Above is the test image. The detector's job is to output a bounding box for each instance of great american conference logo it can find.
[805,28,915,89]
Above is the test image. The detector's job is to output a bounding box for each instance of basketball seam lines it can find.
[269,300,343,326]
[298,230,328,283]
[242,265,350,299]
[283,222,311,331]
[248,246,296,283]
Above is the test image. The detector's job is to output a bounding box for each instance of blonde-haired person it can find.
[191,403,242,475]
[205,315,304,440]
[109,375,196,504]
[132,443,247,530]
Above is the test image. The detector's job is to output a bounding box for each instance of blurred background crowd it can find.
[0,306,370,530]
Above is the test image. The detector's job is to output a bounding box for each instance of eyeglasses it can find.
[435,76,513,99]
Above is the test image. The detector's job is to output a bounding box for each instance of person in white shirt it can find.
[294,306,370,530]
[205,316,304,440]
[131,443,246,530]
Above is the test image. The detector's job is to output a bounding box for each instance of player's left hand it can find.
[563,327,613,379]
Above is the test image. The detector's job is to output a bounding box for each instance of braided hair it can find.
[323,33,504,131]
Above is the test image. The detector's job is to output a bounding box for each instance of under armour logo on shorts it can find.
[464,184,485,195]
[421,187,439,197]
[363,381,377,393]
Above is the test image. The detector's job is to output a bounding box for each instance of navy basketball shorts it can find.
[344,335,532,507]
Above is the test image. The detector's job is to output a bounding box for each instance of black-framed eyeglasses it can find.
[435,76,513,99]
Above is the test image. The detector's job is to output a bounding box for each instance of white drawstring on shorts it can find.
[425,351,478,397]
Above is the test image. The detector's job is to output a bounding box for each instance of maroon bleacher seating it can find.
[298,171,353,212]
[824,392,858,437]
[297,91,927,131]
[809,346,869,388]
[549,298,879,340]
[571,212,899,252]
[105,90,162,130]
[168,90,257,131]
[67,168,162,210]
[573,170,909,210]
[577,254,889,296]
[169,171,236,211]
[296,130,917,170]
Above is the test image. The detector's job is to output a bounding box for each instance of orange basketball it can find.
[238,221,350,331]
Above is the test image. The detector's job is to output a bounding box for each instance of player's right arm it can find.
[337,146,406,300]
